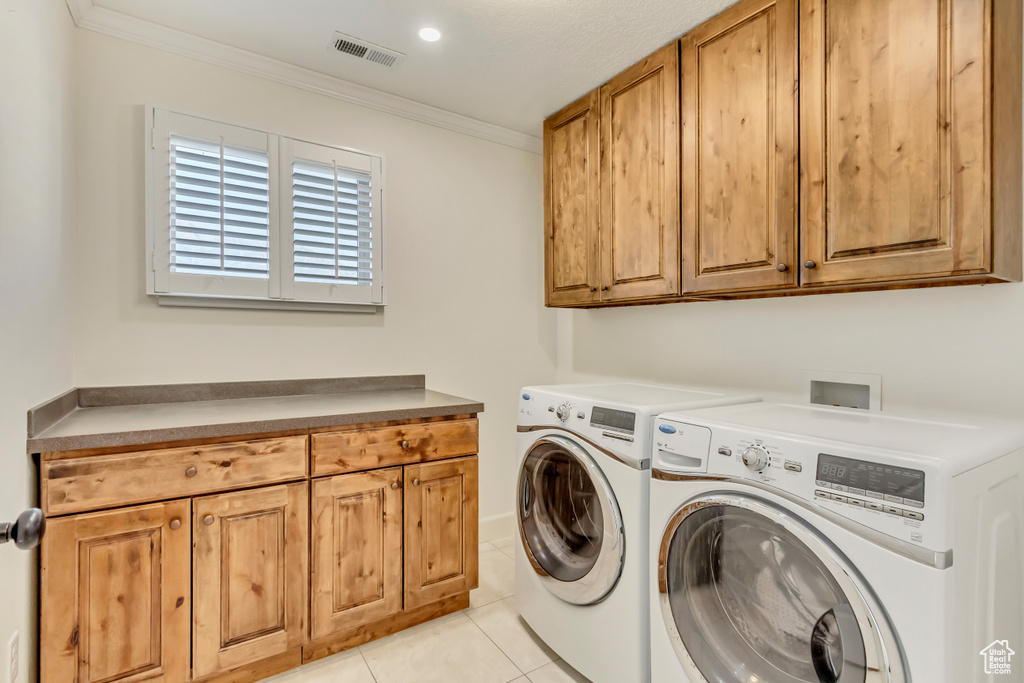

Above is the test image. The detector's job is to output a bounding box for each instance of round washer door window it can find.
[660,495,906,683]
[518,435,624,605]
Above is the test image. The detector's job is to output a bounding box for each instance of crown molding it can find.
[64,0,542,154]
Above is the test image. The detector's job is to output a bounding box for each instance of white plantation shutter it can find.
[170,137,270,278]
[281,139,383,304]
[291,159,372,285]
[149,108,384,308]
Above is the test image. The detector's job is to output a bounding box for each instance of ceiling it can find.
[85,0,735,138]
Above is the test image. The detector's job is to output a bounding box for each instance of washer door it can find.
[518,435,625,605]
[659,494,907,683]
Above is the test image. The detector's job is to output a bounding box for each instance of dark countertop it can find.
[27,375,484,453]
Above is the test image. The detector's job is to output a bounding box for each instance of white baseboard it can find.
[479,512,515,543]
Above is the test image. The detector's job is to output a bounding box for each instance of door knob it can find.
[203,515,215,526]
[0,509,45,550]
[589,287,597,292]
[169,519,182,531]
[413,478,421,487]
[776,263,788,272]
[401,440,409,449]
[804,260,817,269]
[391,482,400,490]
[185,466,198,478]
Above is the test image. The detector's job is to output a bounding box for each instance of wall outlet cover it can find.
[7,632,18,683]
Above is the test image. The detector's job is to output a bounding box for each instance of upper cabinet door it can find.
[41,501,191,683]
[193,483,308,678]
[680,0,799,294]
[800,0,995,285]
[600,43,681,301]
[404,456,479,610]
[545,91,602,306]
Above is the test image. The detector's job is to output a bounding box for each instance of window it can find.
[147,108,384,309]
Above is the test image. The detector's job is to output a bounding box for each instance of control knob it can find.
[741,445,770,472]
[555,403,572,422]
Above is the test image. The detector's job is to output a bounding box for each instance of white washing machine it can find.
[515,383,761,683]
[649,402,1024,683]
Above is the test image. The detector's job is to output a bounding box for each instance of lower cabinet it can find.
[192,484,308,679]
[41,501,192,683]
[308,456,479,646]
[404,457,479,610]
[310,467,404,640]
[39,419,480,683]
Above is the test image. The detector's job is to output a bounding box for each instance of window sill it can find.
[153,294,383,314]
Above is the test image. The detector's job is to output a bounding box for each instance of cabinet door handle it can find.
[776,263,788,272]
[203,515,215,526]
[391,482,400,490]
[413,478,421,487]
[185,466,198,478]
[804,260,817,269]
[590,287,597,292]
[601,286,609,292]
[401,440,410,449]
[169,519,182,531]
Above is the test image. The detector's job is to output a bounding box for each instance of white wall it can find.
[71,30,558,526]
[560,278,1024,417]
[0,0,76,678]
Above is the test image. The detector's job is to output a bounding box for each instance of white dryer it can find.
[649,403,1024,683]
[515,383,761,683]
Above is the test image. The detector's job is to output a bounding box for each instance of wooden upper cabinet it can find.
[193,483,308,678]
[800,0,1022,286]
[545,90,602,306]
[600,43,681,300]
[311,468,404,641]
[41,501,191,683]
[404,456,479,610]
[680,0,799,294]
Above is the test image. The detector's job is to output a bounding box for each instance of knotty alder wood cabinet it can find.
[543,0,1022,307]
[545,43,680,306]
[39,415,479,683]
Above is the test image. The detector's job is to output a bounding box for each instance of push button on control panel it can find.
[784,461,802,472]
[718,447,732,457]
[659,424,677,434]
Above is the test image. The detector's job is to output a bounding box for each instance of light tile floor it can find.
[269,536,592,683]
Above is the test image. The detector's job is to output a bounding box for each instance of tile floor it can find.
[269,535,592,683]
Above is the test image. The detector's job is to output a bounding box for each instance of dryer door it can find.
[658,494,907,683]
[518,435,625,605]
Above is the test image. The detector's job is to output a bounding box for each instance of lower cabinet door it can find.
[40,501,191,683]
[404,456,479,610]
[192,482,308,678]
[310,467,404,640]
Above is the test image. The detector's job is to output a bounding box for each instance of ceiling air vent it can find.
[332,32,405,69]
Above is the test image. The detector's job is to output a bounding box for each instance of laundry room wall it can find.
[0,0,76,676]
[556,278,1024,417]
[70,28,557,531]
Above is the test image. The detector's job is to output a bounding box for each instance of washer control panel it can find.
[652,416,950,552]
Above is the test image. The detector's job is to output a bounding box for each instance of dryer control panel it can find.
[652,416,950,554]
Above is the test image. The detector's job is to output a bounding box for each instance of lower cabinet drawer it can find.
[42,436,308,516]
[311,418,478,476]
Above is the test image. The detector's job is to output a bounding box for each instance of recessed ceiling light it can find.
[419,27,442,42]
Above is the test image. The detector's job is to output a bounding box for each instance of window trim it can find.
[145,105,386,310]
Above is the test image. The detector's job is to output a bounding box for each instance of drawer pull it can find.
[203,515,215,526]
[185,467,198,478]
[169,519,182,531]
[401,440,410,449]
[391,482,400,490]
[413,478,421,487]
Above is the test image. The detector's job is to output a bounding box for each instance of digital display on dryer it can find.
[590,406,636,434]
[817,453,925,504]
